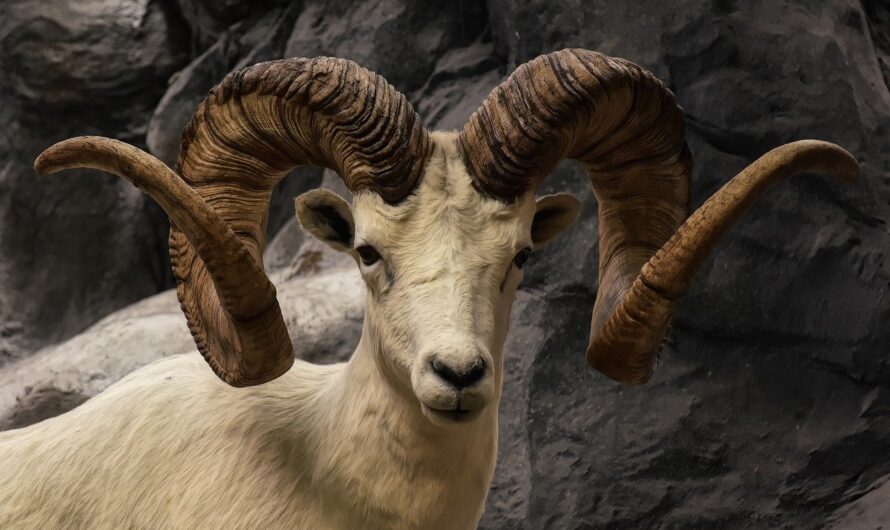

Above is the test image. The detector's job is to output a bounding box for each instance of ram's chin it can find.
[420,403,484,426]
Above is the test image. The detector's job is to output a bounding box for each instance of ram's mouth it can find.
[421,403,482,425]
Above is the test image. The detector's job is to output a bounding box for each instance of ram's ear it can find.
[295,189,355,252]
[532,193,581,246]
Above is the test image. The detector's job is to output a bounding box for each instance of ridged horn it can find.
[35,57,432,386]
[459,49,858,384]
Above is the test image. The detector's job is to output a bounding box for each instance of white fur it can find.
[0,132,576,528]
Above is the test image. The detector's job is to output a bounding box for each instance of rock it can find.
[284,0,489,98]
[0,0,189,362]
[2,0,889,527]
[170,0,291,51]
[866,1,890,89]
[1,0,188,109]
[264,217,308,273]
[0,385,91,432]
[826,473,890,529]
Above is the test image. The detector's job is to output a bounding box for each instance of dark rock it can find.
[284,0,490,101]
[2,0,889,527]
[865,1,890,91]
[170,0,291,51]
[826,471,890,528]
[1,0,189,110]
[0,384,89,431]
[0,0,189,363]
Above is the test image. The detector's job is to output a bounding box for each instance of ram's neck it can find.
[299,325,499,527]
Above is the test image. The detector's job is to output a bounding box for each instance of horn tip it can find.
[586,345,656,386]
[839,154,860,185]
[822,141,860,184]
[218,355,295,388]
[34,149,59,175]
[34,136,103,175]
[34,144,62,175]
[793,139,860,185]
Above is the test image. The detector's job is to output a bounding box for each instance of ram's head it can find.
[294,131,581,424]
[34,50,857,426]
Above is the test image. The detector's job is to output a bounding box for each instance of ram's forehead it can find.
[352,131,535,232]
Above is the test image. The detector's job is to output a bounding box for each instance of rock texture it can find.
[1,0,888,527]
[0,0,189,362]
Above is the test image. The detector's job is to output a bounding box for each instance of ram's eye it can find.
[513,247,532,269]
[356,245,381,266]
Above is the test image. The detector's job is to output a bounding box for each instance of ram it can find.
[0,49,857,528]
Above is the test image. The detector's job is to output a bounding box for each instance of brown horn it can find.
[459,49,858,384]
[35,57,432,386]
[34,137,289,386]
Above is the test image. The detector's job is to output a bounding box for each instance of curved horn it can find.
[35,57,432,386]
[460,49,858,384]
[590,140,857,382]
[34,137,289,386]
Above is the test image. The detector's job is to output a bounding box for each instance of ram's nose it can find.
[430,356,486,389]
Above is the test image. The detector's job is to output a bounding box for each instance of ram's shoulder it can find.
[113,352,214,388]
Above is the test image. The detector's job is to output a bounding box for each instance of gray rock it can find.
[0,0,189,363]
[826,472,890,529]
[284,0,490,101]
[2,0,889,527]
[265,169,355,275]
[0,385,90,432]
[170,0,291,51]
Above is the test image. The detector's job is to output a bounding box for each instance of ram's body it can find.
[0,50,856,529]
[0,353,494,529]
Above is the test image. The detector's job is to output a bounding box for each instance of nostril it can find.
[431,357,486,388]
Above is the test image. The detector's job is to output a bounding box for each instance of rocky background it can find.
[1,0,888,527]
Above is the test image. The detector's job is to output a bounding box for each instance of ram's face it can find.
[296,132,579,426]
